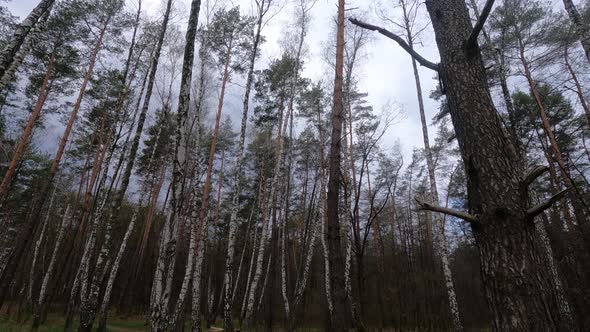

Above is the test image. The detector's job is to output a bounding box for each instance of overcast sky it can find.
[6,0,451,166]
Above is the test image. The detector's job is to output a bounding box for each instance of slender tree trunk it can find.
[95,207,138,332]
[31,204,72,331]
[288,174,322,331]
[222,4,266,328]
[404,13,463,329]
[190,209,210,332]
[0,19,108,305]
[243,178,270,329]
[564,45,590,127]
[27,186,57,304]
[183,31,233,332]
[77,3,171,326]
[562,0,590,63]
[96,110,168,332]
[0,0,56,88]
[239,192,264,323]
[518,40,588,224]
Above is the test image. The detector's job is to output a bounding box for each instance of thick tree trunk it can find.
[423,1,563,330]
[325,0,351,330]
[148,1,199,327]
[562,0,590,63]
[0,0,56,88]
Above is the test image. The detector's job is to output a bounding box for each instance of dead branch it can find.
[521,165,549,188]
[415,197,478,223]
[527,188,570,219]
[466,0,495,49]
[348,18,439,71]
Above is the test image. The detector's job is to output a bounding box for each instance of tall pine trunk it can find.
[0,19,108,305]
[325,0,351,330]
[424,1,562,329]
[0,47,55,204]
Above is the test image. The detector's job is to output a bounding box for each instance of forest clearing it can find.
[0,0,589,331]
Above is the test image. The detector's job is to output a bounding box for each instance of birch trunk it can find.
[287,174,321,331]
[27,187,57,304]
[95,207,139,332]
[95,103,167,331]
[231,194,258,305]
[0,0,56,87]
[31,204,72,331]
[185,30,234,330]
[535,216,576,331]
[221,3,267,327]
[407,24,463,332]
[170,186,201,330]
[243,179,270,328]
[85,8,172,326]
[562,0,590,63]
[166,3,203,326]
[190,210,210,332]
[240,200,263,322]
[0,10,50,93]
[148,0,198,326]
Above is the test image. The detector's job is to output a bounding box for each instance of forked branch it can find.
[348,18,439,72]
[466,0,496,49]
[521,165,549,188]
[415,197,478,223]
[527,188,570,219]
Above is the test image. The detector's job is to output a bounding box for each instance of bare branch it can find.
[521,165,549,188]
[348,18,439,71]
[415,197,478,223]
[527,188,570,219]
[466,0,495,49]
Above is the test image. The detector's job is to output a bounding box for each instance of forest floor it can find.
[0,315,148,331]
[0,315,320,331]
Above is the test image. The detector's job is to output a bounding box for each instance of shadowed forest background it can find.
[0,0,589,331]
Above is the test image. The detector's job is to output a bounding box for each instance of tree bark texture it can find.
[424,1,563,330]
